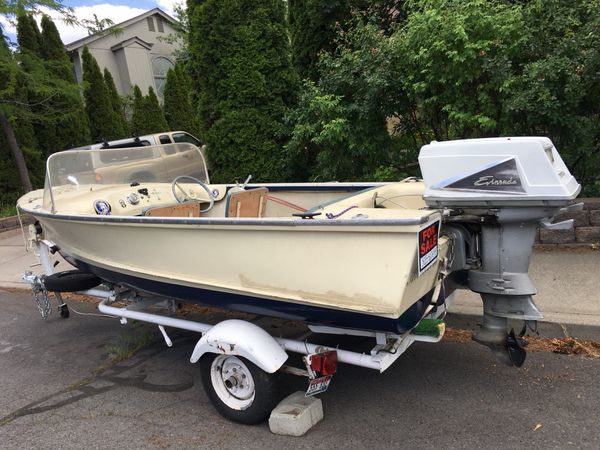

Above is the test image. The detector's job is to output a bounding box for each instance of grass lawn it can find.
[0,203,17,218]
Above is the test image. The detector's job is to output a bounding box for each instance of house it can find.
[66,8,181,99]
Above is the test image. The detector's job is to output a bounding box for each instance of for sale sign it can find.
[418,220,440,276]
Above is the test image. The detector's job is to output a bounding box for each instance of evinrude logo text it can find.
[473,176,518,187]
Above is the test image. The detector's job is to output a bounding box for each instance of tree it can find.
[16,13,42,56]
[394,0,526,142]
[1,1,77,196]
[163,61,198,134]
[37,15,90,153]
[129,85,146,136]
[503,0,600,194]
[288,1,408,82]
[103,68,127,137]
[1,26,33,194]
[286,21,399,181]
[40,14,74,80]
[129,85,168,135]
[288,0,350,81]
[82,46,120,142]
[81,13,114,35]
[3,14,46,191]
[188,0,298,182]
[144,86,169,133]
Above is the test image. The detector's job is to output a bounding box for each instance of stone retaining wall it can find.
[2,199,600,246]
[537,198,600,246]
[0,214,34,232]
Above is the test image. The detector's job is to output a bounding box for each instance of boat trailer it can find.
[22,234,449,424]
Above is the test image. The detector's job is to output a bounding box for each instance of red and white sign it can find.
[418,220,440,276]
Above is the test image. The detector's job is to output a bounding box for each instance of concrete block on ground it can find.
[575,226,600,243]
[269,391,323,436]
[539,228,575,244]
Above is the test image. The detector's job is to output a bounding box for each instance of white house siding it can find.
[120,42,155,94]
[67,9,180,98]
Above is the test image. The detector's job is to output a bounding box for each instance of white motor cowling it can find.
[419,136,580,207]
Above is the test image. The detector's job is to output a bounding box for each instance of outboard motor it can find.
[419,137,581,366]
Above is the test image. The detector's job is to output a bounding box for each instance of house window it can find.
[147,17,155,32]
[157,18,164,33]
[152,56,174,98]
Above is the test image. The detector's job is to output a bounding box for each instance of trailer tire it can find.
[200,353,281,424]
[43,270,101,292]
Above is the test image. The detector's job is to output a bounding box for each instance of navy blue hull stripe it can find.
[70,257,435,334]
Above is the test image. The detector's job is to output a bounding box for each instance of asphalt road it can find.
[1,291,599,449]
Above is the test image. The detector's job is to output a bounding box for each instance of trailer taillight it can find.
[310,350,338,376]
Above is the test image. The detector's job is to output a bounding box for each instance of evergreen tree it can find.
[1,1,80,196]
[82,46,120,142]
[40,15,72,79]
[16,13,41,56]
[144,87,169,133]
[129,85,168,136]
[0,28,26,203]
[103,68,127,137]
[188,0,298,182]
[37,15,90,153]
[12,15,44,183]
[130,85,146,135]
[163,61,198,134]
[9,70,44,188]
[288,0,350,81]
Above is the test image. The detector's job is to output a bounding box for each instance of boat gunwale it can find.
[19,208,432,227]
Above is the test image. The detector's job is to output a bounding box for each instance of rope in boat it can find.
[325,205,358,219]
[265,195,307,212]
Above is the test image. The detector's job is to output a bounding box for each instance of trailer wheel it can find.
[200,354,281,424]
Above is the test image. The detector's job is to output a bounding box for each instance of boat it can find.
[20,142,444,333]
[18,137,580,347]
[17,136,581,423]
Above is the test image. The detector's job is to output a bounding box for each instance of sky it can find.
[1,0,181,45]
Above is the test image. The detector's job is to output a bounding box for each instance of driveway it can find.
[1,290,598,449]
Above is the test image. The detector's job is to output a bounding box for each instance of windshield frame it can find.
[44,143,209,214]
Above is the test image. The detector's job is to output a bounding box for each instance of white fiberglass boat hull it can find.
[23,208,447,333]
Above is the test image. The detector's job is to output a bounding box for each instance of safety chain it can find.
[23,271,52,320]
[444,233,455,275]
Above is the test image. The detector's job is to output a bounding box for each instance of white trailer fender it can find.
[190,319,288,373]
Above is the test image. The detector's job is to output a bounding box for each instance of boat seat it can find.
[225,187,268,218]
[143,201,202,217]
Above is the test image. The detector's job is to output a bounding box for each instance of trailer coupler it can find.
[22,271,69,319]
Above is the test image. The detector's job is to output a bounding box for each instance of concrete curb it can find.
[446,312,600,342]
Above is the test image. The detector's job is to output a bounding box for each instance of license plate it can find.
[305,375,332,396]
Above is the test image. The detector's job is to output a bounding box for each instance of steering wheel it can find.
[171,175,215,213]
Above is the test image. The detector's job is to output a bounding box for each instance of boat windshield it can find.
[43,143,209,212]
